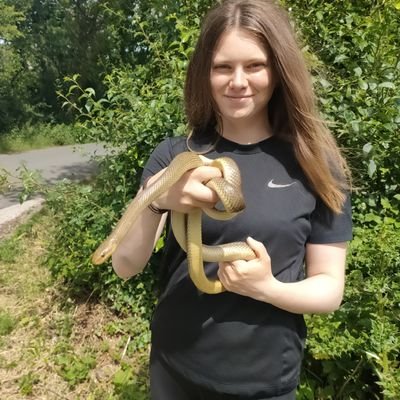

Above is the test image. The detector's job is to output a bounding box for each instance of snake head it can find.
[91,242,114,265]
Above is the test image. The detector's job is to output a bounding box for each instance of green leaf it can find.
[378,82,395,89]
[354,67,362,77]
[85,87,96,97]
[365,351,380,361]
[368,159,377,178]
[381,197,392,210]
[363,142,373,155]
[364,213,382,223]
[319,78,332,88]
[333,54,348,63]
[359,80,368,90]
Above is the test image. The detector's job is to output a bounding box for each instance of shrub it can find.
[300,219,400,399]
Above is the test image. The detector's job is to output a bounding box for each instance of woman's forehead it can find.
[212,29,268,61]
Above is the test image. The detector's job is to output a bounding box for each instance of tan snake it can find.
[91,151,255,294]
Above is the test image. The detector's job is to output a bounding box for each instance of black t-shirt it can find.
[141,135,352,397]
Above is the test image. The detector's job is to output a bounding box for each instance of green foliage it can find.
[0,309,16,336]
[0,0,214,133]
[0,233,23,263]
[0,0,29,132]
[18,372,40,396]
[0,1,24,41]
[282,1,400,398]
[300,219,400,399]
[0,122,83,153]
[286,0,400,221]
[0,169,9,192]
[0,161,44,202]
[112,363,149,400]
[54,350,96,387]
[44,182,158,351]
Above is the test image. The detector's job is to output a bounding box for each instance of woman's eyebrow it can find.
[212,57,268,64]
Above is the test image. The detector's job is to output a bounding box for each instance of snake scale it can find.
[91,151,255,294]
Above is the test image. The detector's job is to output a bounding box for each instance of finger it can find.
[218,261,235,277]
[190,199,220,210]
[192,182,221,204]
[217,263,234,288]
[218,261,231,271]
[190,166,222,182]
[246,237,269,260]
[217,263,227,282]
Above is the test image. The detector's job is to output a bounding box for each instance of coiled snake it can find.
[91,151,255,294]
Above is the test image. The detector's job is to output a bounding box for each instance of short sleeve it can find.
[308,194,352,244]
[140,139,173,186]
[140,137,188,186]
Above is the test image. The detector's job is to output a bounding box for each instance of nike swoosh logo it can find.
[267,179,296,188]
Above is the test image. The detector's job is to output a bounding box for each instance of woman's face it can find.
[210,28,275,128]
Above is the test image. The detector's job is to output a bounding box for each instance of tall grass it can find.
[0,123,85,153]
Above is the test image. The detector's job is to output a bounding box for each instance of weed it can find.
[55,351,96,387]
[0,169,9,192]
[0,310,16,336]
[54,313,74,339]
[0,236,22,263]
[19,372,40,395]
[113,364,149,400]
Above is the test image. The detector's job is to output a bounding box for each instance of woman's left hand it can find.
[217,237,278,302]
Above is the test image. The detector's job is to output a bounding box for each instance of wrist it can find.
[143,177,168,214]
[148,201,168,214]
[261,277,283,305]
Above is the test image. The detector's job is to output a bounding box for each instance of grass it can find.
[0,122,85,154]
[0,311,16,336]
[0,209,150,399]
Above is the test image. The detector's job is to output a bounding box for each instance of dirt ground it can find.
[0,211,149,399]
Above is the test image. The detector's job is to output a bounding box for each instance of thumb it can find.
[246,236,269,260]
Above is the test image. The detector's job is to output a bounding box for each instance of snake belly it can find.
[91,151,255,294]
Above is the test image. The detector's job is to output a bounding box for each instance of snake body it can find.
[91,151,255,294]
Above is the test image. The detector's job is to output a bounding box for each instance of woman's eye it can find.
[213,64,231,71]
[248,63,266,70]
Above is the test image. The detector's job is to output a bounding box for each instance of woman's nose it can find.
[229,68,247,89]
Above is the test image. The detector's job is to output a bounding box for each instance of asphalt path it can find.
[0,143,110,235]
[0,143,109,209]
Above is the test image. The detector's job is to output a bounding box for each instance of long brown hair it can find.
[184,0,351,213]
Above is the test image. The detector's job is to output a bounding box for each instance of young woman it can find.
[112,1,352,399]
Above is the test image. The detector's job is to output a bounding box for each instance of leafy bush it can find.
[286,0,400,223]
[285,1,400,398]
[300,219,400,399]
[45,182,158,324]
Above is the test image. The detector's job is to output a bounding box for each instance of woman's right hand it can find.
[146,165,223,213]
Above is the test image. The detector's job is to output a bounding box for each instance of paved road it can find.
[0,143,109,209]
[0,143,112,236]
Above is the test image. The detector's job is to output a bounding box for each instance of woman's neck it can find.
[219,118,273,145]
